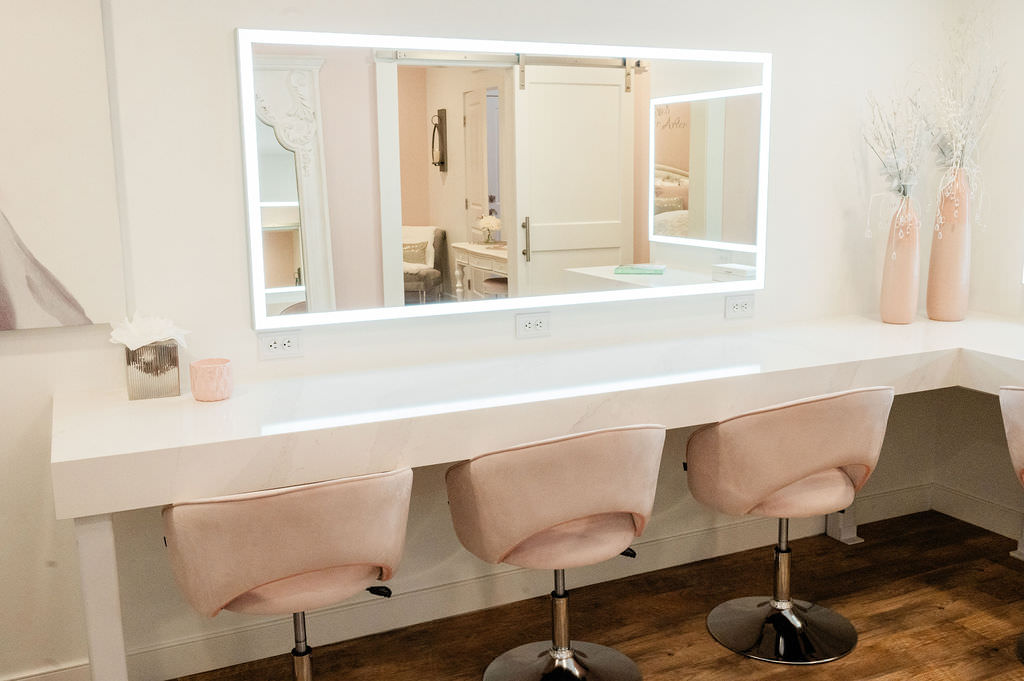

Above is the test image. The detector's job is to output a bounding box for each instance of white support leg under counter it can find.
[74,514,129,681]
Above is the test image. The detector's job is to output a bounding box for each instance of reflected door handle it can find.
[521,216,531,262]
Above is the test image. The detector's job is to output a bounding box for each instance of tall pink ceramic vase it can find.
[926,169,970,321]
[879,196,920,324]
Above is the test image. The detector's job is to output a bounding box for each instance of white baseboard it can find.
[0,663,90,681]
[11,482,1007,681]
[930,483,1023,540]
[852,483,933,525]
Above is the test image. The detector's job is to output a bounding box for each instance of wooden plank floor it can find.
[177,512,1024,681]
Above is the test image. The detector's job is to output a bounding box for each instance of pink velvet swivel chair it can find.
[446,425,666,681]
[162,468,413,681]
[685,387,894,665]
[998,386,1024,664]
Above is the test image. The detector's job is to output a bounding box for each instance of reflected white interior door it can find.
[463,88,489,238]
[515,65,633,296]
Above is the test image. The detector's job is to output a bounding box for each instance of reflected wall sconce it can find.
[431,108,447,172]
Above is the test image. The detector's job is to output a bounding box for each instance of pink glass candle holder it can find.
[190,358,233,402]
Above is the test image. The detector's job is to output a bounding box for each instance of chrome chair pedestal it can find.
[705,519,856,664]
[483,570,641,681]
[482,641,641,681]
[706,596,856,665]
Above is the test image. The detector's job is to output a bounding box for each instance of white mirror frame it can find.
[237,29,772,330]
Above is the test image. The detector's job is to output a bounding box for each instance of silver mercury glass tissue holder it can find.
[124,340,180,400]
[110,313,190,400]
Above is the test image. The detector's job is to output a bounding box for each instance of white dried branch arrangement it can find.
[929,13,1002,192]
[864,93,928,198]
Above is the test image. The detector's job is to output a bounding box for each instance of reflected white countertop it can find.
[51,314,1024,518]
[450,242,508,260]
[564,265,710,288]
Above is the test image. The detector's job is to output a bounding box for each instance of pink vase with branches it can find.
[865,94,926,325]
[880,197,920,324]
[924,15,1001,321]
[926,170,970,321]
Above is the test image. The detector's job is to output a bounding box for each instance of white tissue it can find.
[109,313,190,351]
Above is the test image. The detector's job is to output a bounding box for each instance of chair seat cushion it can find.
[480,277,508,295]
[403,262,434,275]
[403,267,441,284]
[748,468,855,519]
[502,512,637,570]
[224,564,381,616]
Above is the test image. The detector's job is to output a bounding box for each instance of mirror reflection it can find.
[256,119,308,314]
[651,93,761,248]
[240,33,770,325]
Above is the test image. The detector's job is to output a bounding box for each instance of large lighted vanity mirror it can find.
[237,30,771,328]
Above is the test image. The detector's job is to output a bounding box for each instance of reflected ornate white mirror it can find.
[237,30,771,329]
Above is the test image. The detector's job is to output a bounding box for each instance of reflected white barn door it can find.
[515,65,633,296]
[463,88,489,237]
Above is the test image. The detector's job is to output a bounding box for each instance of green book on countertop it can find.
[614,264,666,275]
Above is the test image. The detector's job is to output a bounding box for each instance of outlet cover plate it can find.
[257,330,304,360]
[724,294,755,319]
[516,312,551,338]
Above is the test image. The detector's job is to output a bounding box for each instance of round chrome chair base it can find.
[706,596,857,665]
[482,641,641,681]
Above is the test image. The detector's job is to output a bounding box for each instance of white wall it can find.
[0,0,125,677]
[10,0,1024,680]
[963,1,1024,318]
[929,388,1024,537]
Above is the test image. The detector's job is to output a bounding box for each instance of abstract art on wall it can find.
[0,208,92,331]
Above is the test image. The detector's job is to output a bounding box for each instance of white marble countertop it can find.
[51,314,1024,519]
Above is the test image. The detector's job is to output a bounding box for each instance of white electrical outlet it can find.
[515,312,551,338]
[258,330,304,359]
[724,294,755,319]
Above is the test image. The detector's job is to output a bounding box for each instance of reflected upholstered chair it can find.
[162,469,413,681]
[402,225,447,304]
[445,425,666,681]
[685,387,894,665]
[998,386,1024,664]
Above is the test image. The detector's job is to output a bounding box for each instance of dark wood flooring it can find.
[177,512,1024,680]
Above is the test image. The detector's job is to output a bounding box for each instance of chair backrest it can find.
[402,225,443,268]
[686,387,894,516]
[162,468,412,617]
[445,425,665,564]
[999,387,1024,488]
